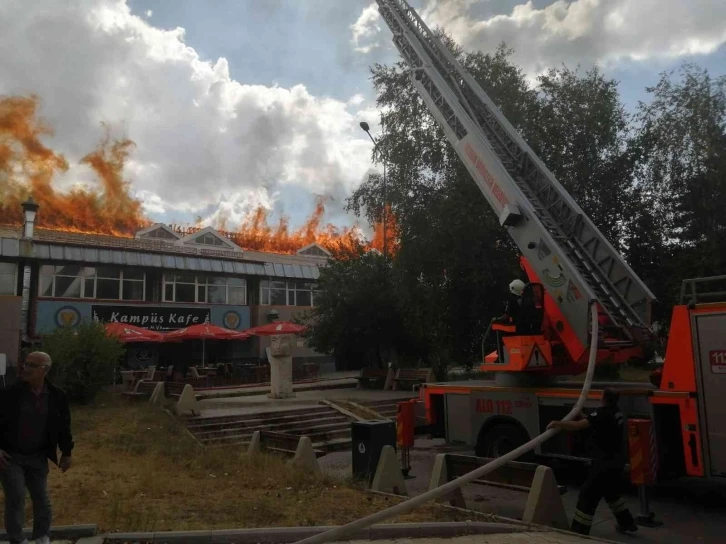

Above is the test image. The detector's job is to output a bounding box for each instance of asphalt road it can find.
[319,438,726,543]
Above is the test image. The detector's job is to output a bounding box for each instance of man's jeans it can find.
[0,453,51,544]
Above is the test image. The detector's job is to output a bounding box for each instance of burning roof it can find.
[0,94,396,256]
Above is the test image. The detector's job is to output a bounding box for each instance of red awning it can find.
[105,322,165,343]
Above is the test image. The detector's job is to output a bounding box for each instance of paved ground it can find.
[196,371,361,400]
[197,385,414,417]
[319,437,726,544]
[195,382,726,542]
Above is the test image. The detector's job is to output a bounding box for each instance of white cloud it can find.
[145,9,152,18]
[351,3,382,53]
[354,0,726,74]
[0,0,379,226]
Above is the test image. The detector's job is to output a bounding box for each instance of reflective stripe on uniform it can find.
[573,509,595,526]
[607,497,628,514]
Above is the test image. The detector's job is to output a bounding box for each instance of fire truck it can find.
[375,0,726,483]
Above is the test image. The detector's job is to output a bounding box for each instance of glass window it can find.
[0,262,16,296]
[175,283,196,302]
[296,289,311,307]
[37,264,140,300]
[161,274,246,304]
[56,264,82,277]
[96,278,120,299]
[164,283,174,302]
[229,286,246,305]
[55,276,81,298]
[122,280,144,301]
[123,269,145,281]
[208,285,227,304]
[96,266,121,279]
[259,278,317,307]
[39,276,53,297]
[270,287,286,306]
[83,279,95,298]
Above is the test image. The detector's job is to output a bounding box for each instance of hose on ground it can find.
[295,303,600,544]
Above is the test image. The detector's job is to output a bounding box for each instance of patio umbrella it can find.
[165,323,237,367]
[246,321,307,337]
[105,322,165,343]
[227,330,253,341]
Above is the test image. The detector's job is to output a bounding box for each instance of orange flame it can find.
[223,197,397,254]
[0,94,396,255]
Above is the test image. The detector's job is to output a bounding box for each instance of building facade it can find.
[0,209,332,379]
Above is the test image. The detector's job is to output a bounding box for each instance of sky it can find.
[1,0,725,231]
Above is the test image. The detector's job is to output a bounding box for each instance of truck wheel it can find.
[475,423,534,462]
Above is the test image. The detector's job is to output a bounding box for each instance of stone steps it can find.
[184,403,354,452]
[192,414,349,440]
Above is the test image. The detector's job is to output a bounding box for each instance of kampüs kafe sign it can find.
[92,305,210,331]
[34,300,250,334]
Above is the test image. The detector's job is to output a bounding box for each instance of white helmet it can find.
[509,279,525,296]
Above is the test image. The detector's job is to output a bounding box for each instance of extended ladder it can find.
[375,0,655,353]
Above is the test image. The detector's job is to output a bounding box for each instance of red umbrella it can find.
[105,322,165,343]
[165,323,237,341]
[165,323,237,368]
[227,330,253,341]
[247,321,307,336]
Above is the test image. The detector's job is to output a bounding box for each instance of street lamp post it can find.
[359,120,387,261]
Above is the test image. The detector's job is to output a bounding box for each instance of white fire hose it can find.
[295,303,600,544]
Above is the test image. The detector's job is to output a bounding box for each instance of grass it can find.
[1,393,491,533]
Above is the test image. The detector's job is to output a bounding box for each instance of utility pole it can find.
[359,116,387,261]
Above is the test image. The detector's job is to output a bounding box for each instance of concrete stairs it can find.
[355,398,401,420]
[182,405,355,452]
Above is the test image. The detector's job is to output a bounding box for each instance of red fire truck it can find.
[376,0,725,483]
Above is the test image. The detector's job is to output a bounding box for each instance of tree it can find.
[632,63,726,307]
[300,242,411,369]
[40,321,125,404]
[528,66,638,245]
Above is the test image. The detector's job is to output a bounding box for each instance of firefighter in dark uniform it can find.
[547,387,638,535]
[492,279,525,363]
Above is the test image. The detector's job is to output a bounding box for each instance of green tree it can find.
[41,321,125,404]
[348,42,531,368]
[529,66,638,244]
[300,243,411,369]
[632,63,726,307]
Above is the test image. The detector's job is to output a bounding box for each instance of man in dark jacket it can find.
[0,352,73,544]
[547,387,637,535]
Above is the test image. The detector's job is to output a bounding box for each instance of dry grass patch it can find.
[0,393,489,533]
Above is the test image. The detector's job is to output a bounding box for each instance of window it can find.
[0,262,17,296]
[39,265,144,300]
[142,227,178,240]
[260,280,319,307]
[192,232,229,247]
[162,274,247,305]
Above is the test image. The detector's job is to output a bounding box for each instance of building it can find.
[0,199,333,380]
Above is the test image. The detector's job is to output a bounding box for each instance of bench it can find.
[430,453,568,529]
[164,381,187,399]
[259,431,326,458]
[123,380,161,399]
[445,454,567,495]
[392,368,433,390]
[356,367,390,389]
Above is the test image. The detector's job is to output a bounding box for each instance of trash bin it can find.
[351,420,396,482]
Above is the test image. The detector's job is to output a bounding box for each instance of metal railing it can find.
[679,275,726,305]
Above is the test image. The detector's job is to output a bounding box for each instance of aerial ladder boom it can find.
[374,0,656,366]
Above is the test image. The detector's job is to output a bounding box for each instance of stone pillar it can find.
[267,334,294,399]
